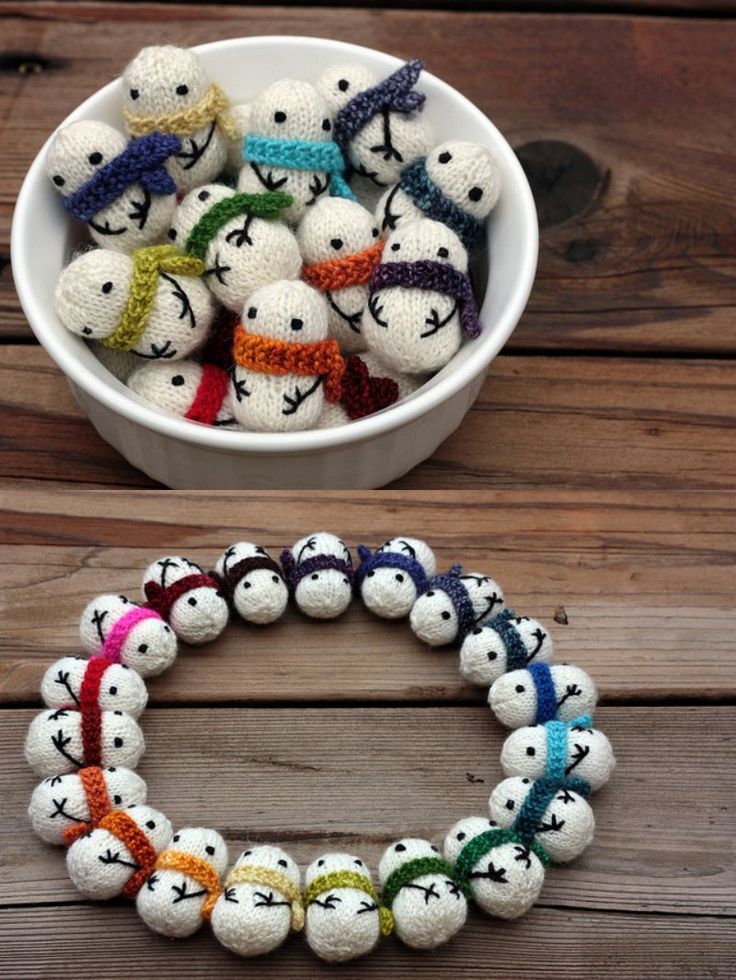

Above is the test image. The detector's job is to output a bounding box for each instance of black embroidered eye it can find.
[322,118,331,131]
[338,78,349,92]
[515,684,525,693]
[437,246,449,258]
[457,832,466,841]
[426,590,435,597]
[146,820,156,829]
[488,651,497,660]
[274,110,286,123]
[354,859,363,866]
[173,835,180,842]
[188,597,197,606]
[171,375,185,387]
[138,643,148,653]
[243,850,252,858]
[101,281,113,294]
[526,746,536,756]
[278,859,288,867]
[472,628,482,635]
[330,238,343,250]
[247,307,257,319]
[395,574,404,583]
[506,799,515,810]
[109,686,118,695]
[113,795,122,804]
[167,228,177,240]
[468,186,483,201]
[198,190,210,202]
[311,573,319,580]
[317,859,324,867]
[114,737,123,747]
[88,151,103,166]
[82,327,92,335]
[53,175,65,187]
[395,843,406,852]
[390,242,400,251]
[290,318,303,331]
[176,84,189,96]
[438,151,452,163]
[522,778,530,784]
[441,611,451,620]
[206,845,216,856]
[272,575,279,583]
[130,88,139,100]
[114,710,122,716]
[372,227,379,237]
[431,845,438,852]
[163,625,171,633]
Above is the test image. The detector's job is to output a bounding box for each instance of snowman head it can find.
[143,555,229,645]
[297,197,379,265]
[251,78,333,142]
[459,613,554,687]
[128,360,235,427]
[233,844,301,887]
[425,140,501,220]
[167,183,233,247]
[241,280,328,343]
[443,815,498,865]
[383,218,467,271]
[377,837,442,884]
[169,827,229,875]
[490,664,597,729]
[316,63,377,115]
[376,537,435,575]
[79,593,176,676]
[123,45,210,118]
[55,249,131,342]
[358,537,436,620]
[215,542,288,624]
[304,851,369,887]
[46,120,127,197]
[487,777,535,828]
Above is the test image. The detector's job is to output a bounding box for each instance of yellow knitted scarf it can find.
[225,864,305,931]
[124,82,237,141]
[303,870,393,934]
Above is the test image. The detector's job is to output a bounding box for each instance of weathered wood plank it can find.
[3,707,734,915]
[1,5,735,352]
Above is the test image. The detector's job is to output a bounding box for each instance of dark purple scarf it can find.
[334,59,426,150]
[369,259,481,337]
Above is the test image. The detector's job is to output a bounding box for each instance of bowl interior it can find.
[12,35,537,452]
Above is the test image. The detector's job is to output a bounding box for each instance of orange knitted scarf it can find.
[232,329,345,403]
[63,766,112,846]
[155,850,223,919]
[97,809,158,899]
[302,240,384,293]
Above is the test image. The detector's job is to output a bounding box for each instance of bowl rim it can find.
[11,34,538,455]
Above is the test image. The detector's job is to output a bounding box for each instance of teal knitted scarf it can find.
[243,135,356,201]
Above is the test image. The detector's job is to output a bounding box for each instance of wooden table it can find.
[1,2,735,488]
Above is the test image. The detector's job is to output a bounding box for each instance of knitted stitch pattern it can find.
[225,865,305,930]
[333,59,425,150]
[243,135,356,201]
[528,662,558,725]
[399,157,485,249]
[155,850,223,919]
[183,364,230,426]
[302,240,384,292]
[144,572,221,621]
[62,132,181,223]
[125,82,236,140]
[339,354,399,420]
[101,606,162,664]
[184,191,293,260]
[454,827,551,886]
[79,657,112,767]
[428,564,476,644]
[98,809,159,898]
[369,259,481,338]
[486,608,528,671]
[213,554,284,605]
[232,330,345,404]
[303,871,393,935]
[545,714,594,782]
[280,552,354,592]
[381,856,469,908]
[354,544,429,593]
[511,776,592,847]
[63,766,113,845]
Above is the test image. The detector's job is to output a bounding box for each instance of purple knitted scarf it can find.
[425,563,477,645]
[369,260,481,338]
[62,131,181,222]
[354,544,429,594]
[280,550,354,592]
[333,59,426,150]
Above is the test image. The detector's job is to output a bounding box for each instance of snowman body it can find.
[357,536,436,619]
[123,45,229,193]
[410,566,505,647]
[128,360,239,428]
[378,837,467,949]
[142,555,229,645]
[211,844,302,957]
[79,593,177,676]
[25,707,144,777]
[213,542,288,624]
[28,766,147,845]
[281,532,353,619]
[137,827,228,937]
[501,719,616,792]
[490,664,598,729]
[41,655,148,718]
[459,611,554,687]
[46,120,177,252]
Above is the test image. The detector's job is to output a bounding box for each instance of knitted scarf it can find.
[484,608,529,671]
[232,329,345,404]
[511,775,592,847]
[301,240,384,292]
[369,260,481,338]
[184,191,293,260]
[155,850,223,919]
[97,809,158,898]
[424,564,476,644]
[454,828,550,889]
[399,156,486,250]
[333,59,426,150]
[243,134,356,201]
[212,554,284,605]
[62,132,181,222]
[184,364,231,426]
[124,82,237,140]
[101,606,162,663]
[381,855,470,908]
[280,551,354,592]
[102,244,204,352]
[545,715,594,783]
[225,864,304,930]
[339,354,399,421]
[63,766,113,846]
[354,543,429,594]
[144,572,221,621]
[303,870,393,935]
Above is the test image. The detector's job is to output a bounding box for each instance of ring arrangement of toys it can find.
[48,45,502,432]
[25,534,614,962]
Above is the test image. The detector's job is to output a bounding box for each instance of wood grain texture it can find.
[4,706,735,914]
[2,345,735,489]
[1,3,735,352]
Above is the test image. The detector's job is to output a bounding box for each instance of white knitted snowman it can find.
[212,542,288,625]
[24,707,144,777]
[490,664,598,729]
[41,655,148,718]
[123,45,231,193]
[298,197,383,353]
[410,565,505,647]
[356,536,436,619]
[459,612,554,687]
[238,79,340,224]
[128,360,239,428]
[211,844,303,957]
[488,777,595,863]
[364,218,478,375]
[316,60,431,209]
[281,532,353,619]
[28,766,147,846]
[55,245,215,361]
[231,279,343,433]
[304,852,390,962]
[79,593,177,676]
[377,838,467,950]
[501,720,616,792]
[376,139,501,250]
[142,556,229,645]
[444,816,546,919]
[167,183,301,311]
[46,120,178,252]
[137,827,229,937]
[66,803,172,900]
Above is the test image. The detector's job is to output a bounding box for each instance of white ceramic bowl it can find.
[12,36,537,489]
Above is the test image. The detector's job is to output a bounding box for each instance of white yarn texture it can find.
[359,536,436,619]
[490,664,598,729]
[410,568,506,647]
[79,593,177,676]
[304,852,382,962]
[24,707,144,777]
[459,613,554,687]
[284,532,353,619]
[213,541,288,624]
[41,655,148,718]
[142,555,229,645]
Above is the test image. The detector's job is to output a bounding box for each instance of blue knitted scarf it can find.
[333,59,426,150]
[545,715,593,782]
[399,156,486,250]
[511,775,592,847]
[423,564,477,645]
[484,608,529,670]
[243,135,356,201]
[354,544,429,594]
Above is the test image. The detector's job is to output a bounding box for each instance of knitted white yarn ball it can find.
[304,852,382,962]
[40,655,148,719]
[231,280,331,432]
[316,62,431,196]
[490,665,598,729]
[46,120,177,252]
[409,570,506,647]
[237,78,335,224]
[142,556,229,645]
[443,816,546,919]
[377,837,467,950]
[363,218,470,374]
[122,45,228,193]
[167,183,301,312]
[128,360,239,427]
[376,139,501,238]
[24,707,145,777]
[66,803,172,900]
[55,247,215,360]
[94,344,141,382]
[137,827,228,937]
[297,197,381,353]
[285,532,353,619]
[359,536,436,619]
[211,844,301,957]
[500,722,616,792]
[28,766,147,846]
[213,542,288,624]
[459,614,554,687]
[225,103,252,175]
[488,777,595,863]
[79,593,177,677]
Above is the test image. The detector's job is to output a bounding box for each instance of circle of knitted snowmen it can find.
[24,532,614,962]
[49,44,504,432]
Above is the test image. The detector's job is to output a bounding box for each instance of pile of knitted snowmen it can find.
[49,45,501,432]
